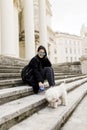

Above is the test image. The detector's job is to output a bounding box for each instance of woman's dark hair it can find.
[37,45,47,56]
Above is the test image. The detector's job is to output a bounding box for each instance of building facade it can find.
[0,0,87,65]
[0,0,56,63]
[55,32,87,63]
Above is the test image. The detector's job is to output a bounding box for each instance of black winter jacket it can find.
[28,55,52,83]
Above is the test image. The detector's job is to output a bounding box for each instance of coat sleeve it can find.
[30,58,44,83]
[44,57,52,67]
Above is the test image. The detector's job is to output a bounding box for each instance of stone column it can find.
[0,0,17,57]
[0,10,1,54]
[50,43,55,64]
[14,6,19,57]
[80,55,87,74]
[24,0,35,60]
[39,0,48,52]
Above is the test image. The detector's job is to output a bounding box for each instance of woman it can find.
[23,45,55,94]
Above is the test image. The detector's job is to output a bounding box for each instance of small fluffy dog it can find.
[45,82,68,108]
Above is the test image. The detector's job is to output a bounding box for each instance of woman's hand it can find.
[38,82,44,87]
[39,82,45,91]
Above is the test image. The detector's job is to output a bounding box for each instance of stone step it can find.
[0,79,87,130]
[54,70,71,73]
[60,96,87,130]
[0,66,61,73]
[0,65,67,71]
[0,63,80,75]
[0,86,33,105]
[0,68,75,75]
[0,66,77,76]
[0,94,47,130]
[0,75,87,89]
[54,75,87,88]
[54,74,83,80]
[0,72,82,80]
[55,75,87,85]
[54,69,81,74]
[0,79,23,89]
[0,65,23,69]
[0,55,81,74]
[0,73,21,79]
[0,78,87,105]
[0,55,28,66]
[44,75,87,90]
[8,83,87,130]
[54,72,81,76]
[0,69,21,73]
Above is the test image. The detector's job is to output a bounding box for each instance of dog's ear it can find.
[52,98,59,102]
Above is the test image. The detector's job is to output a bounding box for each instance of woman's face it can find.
[38,49,46,58]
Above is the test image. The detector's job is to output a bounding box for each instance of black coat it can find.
[28,55,52,83]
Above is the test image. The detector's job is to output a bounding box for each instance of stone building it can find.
[0,0,87,65]
[55,32,87,63]
[0,0,56,63]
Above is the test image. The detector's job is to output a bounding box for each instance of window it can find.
[65,48,67,53]
[54,49,57,54]
[66,57,68,62]
[70,48,72,53]
[71,57,72,62]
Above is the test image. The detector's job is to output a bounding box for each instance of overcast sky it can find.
[51,0,87,35]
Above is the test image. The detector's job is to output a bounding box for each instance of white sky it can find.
[51,0,87,35]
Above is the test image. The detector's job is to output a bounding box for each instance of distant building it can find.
[55,32,86,63]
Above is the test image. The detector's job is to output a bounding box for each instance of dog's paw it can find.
[53,102,58,108]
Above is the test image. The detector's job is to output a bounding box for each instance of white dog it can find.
[45,82,68,108]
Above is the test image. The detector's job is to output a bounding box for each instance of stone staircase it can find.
[0,56,87,130]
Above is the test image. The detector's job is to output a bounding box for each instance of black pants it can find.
[28,67,55,94]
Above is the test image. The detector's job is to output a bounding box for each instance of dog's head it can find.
[45,90,59,103]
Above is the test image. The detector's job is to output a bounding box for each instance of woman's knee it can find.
[44,67,53,72]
